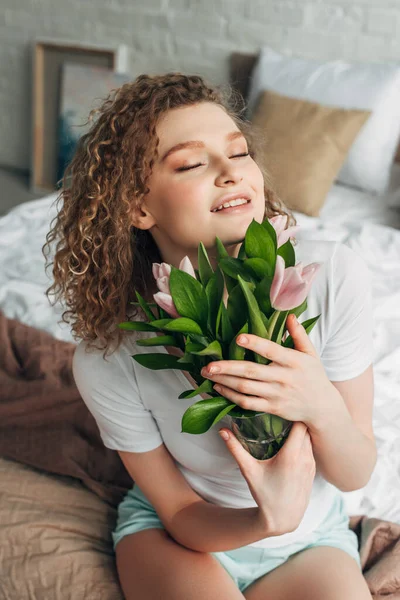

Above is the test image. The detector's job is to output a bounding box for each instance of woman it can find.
[44,72,375,599]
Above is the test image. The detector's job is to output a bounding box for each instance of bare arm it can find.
[170,501,271,553]
[118,443,271,554]
[310,365,377,492]
[119,421,315,553]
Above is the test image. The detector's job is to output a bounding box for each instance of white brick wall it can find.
[1,0,400,170]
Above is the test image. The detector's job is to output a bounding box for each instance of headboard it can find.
[229,52,400,164]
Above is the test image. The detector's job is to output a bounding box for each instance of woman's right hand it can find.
[219,421,316,537]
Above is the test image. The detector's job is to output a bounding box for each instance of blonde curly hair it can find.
[43,72,297,356]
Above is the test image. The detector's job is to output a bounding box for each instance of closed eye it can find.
[176,152,249,172]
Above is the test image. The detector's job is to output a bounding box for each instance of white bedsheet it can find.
[1,175,400,524]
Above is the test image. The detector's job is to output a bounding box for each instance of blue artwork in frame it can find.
[57,63,132,187]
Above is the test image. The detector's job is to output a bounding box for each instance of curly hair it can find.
[43,72,297,357]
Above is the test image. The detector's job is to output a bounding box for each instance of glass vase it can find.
[227,412,293,460]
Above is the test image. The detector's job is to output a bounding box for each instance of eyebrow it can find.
[160,131,246,162]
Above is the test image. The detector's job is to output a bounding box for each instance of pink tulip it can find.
[270,255,322,311]
[153,256,196,318]
[269,215,300,248]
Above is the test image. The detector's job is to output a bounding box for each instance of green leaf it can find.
[227,283,248,334]
[135,290,157,321]
[177,352,196,364]
[205,267,224,337]
[162,318,204,335]
[132,353,195,371]
[215,236,229,259]
[219,257,257,283]
[229,406,260,418]
[254,276,273,316]
[136,335,178,346]
[220,301,234,343]
[178,378,215,399]
[228,321,249,359]
[181,397,233,434]
[148,318,174,329]
[215,237,244,293]
[191,339,223,359]
[268,310,289,344]
[118,321,159,331]
[210,403,236,427]
[185,342,206,353]
[261,217,278,247]
[238,242,247,260]
[293,298,308,318]
[244,257,274,279]
[283,314,321,349]
[169,267,208,330]
[198,242,214,287]
[277,238,295,268]
[237,274,269,364]
[245,219,276,267]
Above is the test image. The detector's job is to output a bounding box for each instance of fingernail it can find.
[237,335,248,345]
[219,430,229,440]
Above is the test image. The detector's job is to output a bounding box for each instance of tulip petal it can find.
[157,275,171,295]
[273,282,308,311]
[277,225,301,247]
[160,263,172,278]
[269,215,287,237]
[302,262,322,282]
[179,255,197,279]
[152,263,161,280]
[153,292,181,318]
[270,255,286,306]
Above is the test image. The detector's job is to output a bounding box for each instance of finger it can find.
[212,382,278,415]
[286,314,319,358]
[211,375,281,398]
[279,421,308,456]
[236,334,299,368]
[203,362,285,383]
[218,428,259,473]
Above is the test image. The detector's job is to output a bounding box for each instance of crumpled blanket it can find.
[350,515,400,598]
[0,310,399,597]
[0,310,132,507]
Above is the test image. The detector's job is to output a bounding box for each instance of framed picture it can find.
[57,63,132,186]
[31,38,129,194]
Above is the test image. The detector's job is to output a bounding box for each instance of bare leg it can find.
[243,546,371,600]
[115,528,245,600]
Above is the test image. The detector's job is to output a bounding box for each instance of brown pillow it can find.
[250,89,371,216]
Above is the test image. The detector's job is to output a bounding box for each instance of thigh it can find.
[115,528,246,600]
[243,546,372,600]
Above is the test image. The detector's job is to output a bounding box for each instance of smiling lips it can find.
[210,192,252,212]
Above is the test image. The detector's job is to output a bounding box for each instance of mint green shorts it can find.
[112,486,361,594]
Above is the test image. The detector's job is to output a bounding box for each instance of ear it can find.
[130,202,156,230]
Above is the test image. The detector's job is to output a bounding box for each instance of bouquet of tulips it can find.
[119,216,322,460]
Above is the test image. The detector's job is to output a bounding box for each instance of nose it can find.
[215,157,243,187]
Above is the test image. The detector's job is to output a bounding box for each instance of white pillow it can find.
[247,47,400,195]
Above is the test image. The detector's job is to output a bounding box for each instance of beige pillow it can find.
[251,89,371,216]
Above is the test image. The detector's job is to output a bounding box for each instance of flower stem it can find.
[267,310,281,341]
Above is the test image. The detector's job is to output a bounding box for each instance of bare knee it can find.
[115,528,244,600]
[244,546,371,600]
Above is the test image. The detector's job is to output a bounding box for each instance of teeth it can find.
[212,198,249,212]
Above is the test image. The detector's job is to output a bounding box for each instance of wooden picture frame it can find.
[31,38,129,194]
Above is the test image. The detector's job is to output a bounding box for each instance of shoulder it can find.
[295,238,370,287]
[72,333,143,392]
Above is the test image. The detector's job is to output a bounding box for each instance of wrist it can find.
[308,387,348,436]
[256,508,281,538]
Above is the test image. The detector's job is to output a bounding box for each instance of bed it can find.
[1,53,400,598]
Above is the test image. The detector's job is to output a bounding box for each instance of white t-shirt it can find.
[72,239,374,548]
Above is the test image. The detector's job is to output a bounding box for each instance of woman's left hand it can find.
[200,313,341,432]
